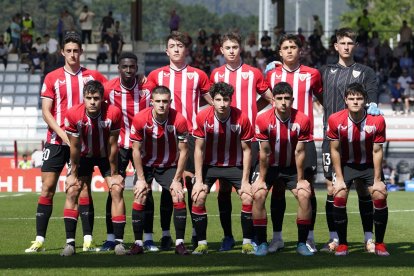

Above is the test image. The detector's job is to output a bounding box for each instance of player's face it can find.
[279,40,300,65]
[213,93,232,115]
[166,39,186,63]
[221,40,241,63]
[62,42,82,67]
[151,93,171,116]
[345,92,366,113]
[273,93,293,114]
[84,91,103,117]
[334,36,356,60]
[119,58,137,83]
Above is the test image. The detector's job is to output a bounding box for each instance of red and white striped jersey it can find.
[193,106,254,167]
[146,65,211,132]
[104,77,151,149]
[266,65,322,135]
[65,102,122,158]
[210,63,269,127]
[129,107,188,168]
[41,67,107,145]
[327,110,386,164]
[255,108,312,167]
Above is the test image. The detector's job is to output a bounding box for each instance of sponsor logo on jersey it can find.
[241,72,249,80]
[340,125,348,130]
[163,72,170,77]
[187,72,194,80]
[205,122,214,129]
[113,90,121,96]
[330,68,338,74]
[352,70,361,78]
[274,74,282,79]
[166,125,175,132]
[218,73,225,79]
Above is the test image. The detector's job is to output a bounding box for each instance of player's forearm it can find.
[42,106,66,141]
[330,143,344,180]
[295,143,306,181]
[132,143,145,181]
[68,136,80,177]
[202,93,214,106]
[108,144,118,176]
[194,142,204,183]
[174,143,188,181]
[258,149,269,182]
[373,144,384,182]
[241,142,252,182]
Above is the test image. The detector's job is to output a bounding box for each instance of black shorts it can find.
[338,163,384,188]
[41,143,70,173]
[143,166,178,190]
[203,166,245,191]
[304,141,317,177]
[118,148,133,177]
[185,136,195,174]
[322,139,333,179]
[252,164,298,190]
[77,157,111,178]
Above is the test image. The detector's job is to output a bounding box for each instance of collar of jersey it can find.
[151,109,168,125]
[348,110,367,124]
[225,62,243,72]
[214,109,231,123]
[63,66,82,76]
[282,64,301,73]
[120,77,137,91]
[169,64,188,72]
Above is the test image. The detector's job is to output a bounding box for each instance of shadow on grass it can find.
[2,242,413,274]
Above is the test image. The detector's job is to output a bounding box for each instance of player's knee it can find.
[372,187,387,200]
[110,184,124,197]
[193,192,207,206]
[297,188,311,202]
[240,193,253,205]
[333,196,347,207]
[254,190,267,205]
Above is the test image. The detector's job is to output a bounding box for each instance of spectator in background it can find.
[404,81,414,114]
[389,80,404,115]
[79,5,95,44]
[313,15,323,38]
[297,27,306,45]
[10,15,21,53]
[0,41,8,69]
[273,25,285,47]
[22,13,35,37]
[61,9,76,34]
[244,33,258,60]
[44,34,59,54]
[109,21,124,64]
[28,47,44,74]
[32,37,46,58]
[18,154,32,169]
[397,69,412,95]
[357,9,372,44]
[57,11,64,46]
[100,11,115,44]
[399,20,412,55]
[169,9,180,32]
[96,40,109,65]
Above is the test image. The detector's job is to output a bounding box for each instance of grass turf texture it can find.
[0,191,413,275]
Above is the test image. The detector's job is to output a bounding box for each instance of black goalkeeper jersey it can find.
[319,62,378,131]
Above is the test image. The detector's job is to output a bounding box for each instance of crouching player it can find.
[61,80,125,256]
[327,83,389,256]
[252,82,314,256]
[191,82,255,255]
[128,86,190,255]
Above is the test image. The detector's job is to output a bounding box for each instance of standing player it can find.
[25,32,107,253]
[61,80,124,256]
[191,82,255,255]
[252,82,314,256]
[265,34,322,253]
[129,86,190,255]
[210,32,273,251]
[319,28,382,252]
[327,83,389,256]
[101,52,154,251]
[146,31,212,250]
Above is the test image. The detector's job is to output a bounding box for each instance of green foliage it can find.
[341,0,414,41]
[0,192,413,275]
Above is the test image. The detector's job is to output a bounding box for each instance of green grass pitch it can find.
[0,191,413,275]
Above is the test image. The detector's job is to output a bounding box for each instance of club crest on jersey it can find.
[241,72,249,80]
[187,72,194,80]
[82,75,94,84]
[99,119,111,128]
[352,70,361,78]
[131,125,136,135]
[299,73,308,81]
[166,125,175,132]
[139,89,150,97]
[230,124,240,132]
[364,125,375,133]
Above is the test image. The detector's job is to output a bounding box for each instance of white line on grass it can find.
[1,209,413,220]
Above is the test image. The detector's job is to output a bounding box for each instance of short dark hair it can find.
[83,80,104,97]
[209,82,234,99]
[151,86,171,98]
[166,31,188,48]
[63,32,82,48]
[118,52,138,62]
[272,82,293,96]
[336,27,357,43]
[278,34,302,48]
[220,32,241,46]
[345,82,367,99]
